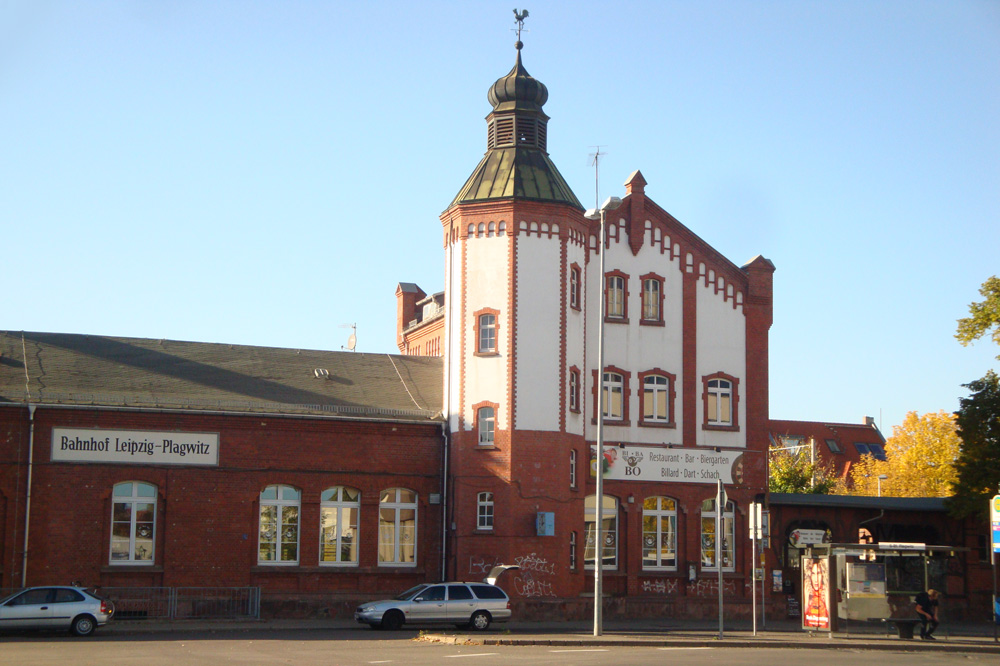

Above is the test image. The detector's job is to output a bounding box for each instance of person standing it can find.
[915,588,940,639]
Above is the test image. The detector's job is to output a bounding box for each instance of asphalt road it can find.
[0,629,994,666]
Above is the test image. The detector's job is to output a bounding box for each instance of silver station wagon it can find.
[355,582,511,631]
[0,586,115,636]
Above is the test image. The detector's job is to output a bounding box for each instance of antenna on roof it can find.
[340,323,357,352]
[589,146,607,210]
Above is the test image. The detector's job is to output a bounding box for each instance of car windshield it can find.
[395,584,430,601]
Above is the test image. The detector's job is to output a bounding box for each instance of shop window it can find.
[320,486,360,565]
[584,494,618,570]
[379,488,417,566]
[642,496,678,570]
[700,498,735,571]
[110,481,157,565]
[259,484,300,565]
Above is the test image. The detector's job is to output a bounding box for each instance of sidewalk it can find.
[102,616,1000,653]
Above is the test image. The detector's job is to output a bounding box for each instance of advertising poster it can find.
[590,444,744,485]
[801,556,831,631]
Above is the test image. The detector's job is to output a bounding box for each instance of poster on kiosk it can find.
[801,556,831,631]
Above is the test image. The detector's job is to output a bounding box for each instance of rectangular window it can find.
[478,314,496,353]
[569,449,577,488]
[110,482,157,565]
[602,372,624,420]
[477,405,495,445]
[700,499,735,571]
[570,531,577,570]
[707,378,733,425]
[825,438,842,454]
[642,375,670,422]
[320,486,360,565]
[569,265,581,310]
[259,484,300,565]
[641,277,661,321]
[641,496,677,570]
[569,368,580,413]
[584,495,618,569]
[606,275,625,318]
[378,488,417,566]
[477,492,494,531]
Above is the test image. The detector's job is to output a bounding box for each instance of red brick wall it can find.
[0,405,443,597]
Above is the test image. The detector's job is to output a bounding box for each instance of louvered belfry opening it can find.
[488,115,547,150]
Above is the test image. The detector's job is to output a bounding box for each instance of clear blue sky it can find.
[3,1,998,437]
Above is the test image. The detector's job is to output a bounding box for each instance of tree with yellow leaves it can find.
[847,411,959,497]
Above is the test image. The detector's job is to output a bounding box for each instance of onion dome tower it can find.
[450,33,582,208]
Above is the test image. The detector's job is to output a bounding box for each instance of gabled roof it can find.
[769,418,886,479]
[0,331,444,422]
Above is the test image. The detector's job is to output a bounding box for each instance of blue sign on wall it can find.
[536,511,555,536]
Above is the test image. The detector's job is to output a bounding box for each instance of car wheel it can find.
[71,615,96,637]
[469,610,491,631]
[381,610,404,631]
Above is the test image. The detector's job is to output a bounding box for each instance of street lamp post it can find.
[584,195,622,637]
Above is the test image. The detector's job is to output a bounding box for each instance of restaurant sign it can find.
[592,445,744,485]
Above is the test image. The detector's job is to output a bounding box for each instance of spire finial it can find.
[513,9,529,50]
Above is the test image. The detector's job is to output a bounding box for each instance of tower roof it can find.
[448,39,582,211]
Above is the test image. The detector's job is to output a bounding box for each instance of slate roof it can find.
[0,331,444,422]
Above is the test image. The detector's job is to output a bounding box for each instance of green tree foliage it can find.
[948,371,1000,519]
[769,446,836,494]
[955,276,1000,360]
[846,411,959,497]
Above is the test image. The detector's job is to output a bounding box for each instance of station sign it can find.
[51,427,220,466]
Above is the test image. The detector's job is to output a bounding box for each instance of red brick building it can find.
[0,333,445,615]
[769,417,887,484]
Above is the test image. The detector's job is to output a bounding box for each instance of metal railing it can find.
[95,587,261,621]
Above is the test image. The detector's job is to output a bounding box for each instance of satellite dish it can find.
[340,323,357,352]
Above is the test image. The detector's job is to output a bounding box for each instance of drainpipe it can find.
[21,403,36,587]
[440,424,449,581]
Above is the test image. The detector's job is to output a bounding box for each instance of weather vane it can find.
[513,9,529,48]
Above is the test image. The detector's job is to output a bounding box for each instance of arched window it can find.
[641,275,663,323]
[379,488,417,566]
[476,492,494,531]
[642,496,678,570]
[705,377,734,426]
[259,484,300,564]
[320,486,360,565]
[641,374,672,424]
[700,498,735,571]
[606,274,626,318]
[584,494,618,570]
[110,481,157,564]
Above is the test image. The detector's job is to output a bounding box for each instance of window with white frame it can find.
[602,371,624,420]
[320,486,360,565]
[569,449,577,488]
[706,377,733,426]
[700,498,735,571]
[477,492,494,530]
[110,481,156,564]
[477,405,495,445]
[584,494,618,569]
[259,484,300,564]
[477,312,497,354]
[569,264,582,310]
[606,274,626,318]
[641,276,663,322]
[642,374,671,424]
[569,367,580,413]
[642,496,678,570]
[379,488,417,565]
